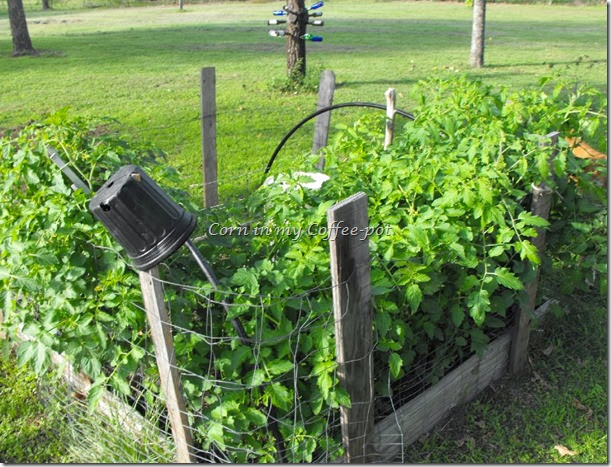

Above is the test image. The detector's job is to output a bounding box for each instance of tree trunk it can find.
[470,0,486,68]
[7,0,36,56]
[285,0,307,79]
[42,0,51,10]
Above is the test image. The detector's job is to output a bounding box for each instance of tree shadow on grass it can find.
[488,58,606,68]
[0,14,604,72]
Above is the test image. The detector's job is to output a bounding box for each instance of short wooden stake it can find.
[509,131,558,374]
[313,69,336,169]
[201,67,218,208]
[139,266,195,463]
[384,88,396,150]
[327,192,377,463]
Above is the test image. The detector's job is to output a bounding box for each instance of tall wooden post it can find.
[509,131,558,374]
[313,69,336,169]
[200,67,218,208]
[384,88,396,150]
[139,267,195,463]
[327,192,377,463]
[285,0,307,78]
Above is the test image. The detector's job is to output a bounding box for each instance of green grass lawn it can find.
[0,351,72,463]
[0,347,176,463]
[0,2,606,462]
[0,0,606,200]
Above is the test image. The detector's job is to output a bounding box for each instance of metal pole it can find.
[47,146,91,193]
[185,239,249,344]
[184,239,287,462]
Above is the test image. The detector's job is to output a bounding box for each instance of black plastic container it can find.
[89,165,196,271]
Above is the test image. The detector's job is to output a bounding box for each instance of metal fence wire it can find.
[32,246,516,464]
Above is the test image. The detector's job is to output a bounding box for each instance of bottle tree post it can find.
[286,0,307,79]
[268,1,324,80]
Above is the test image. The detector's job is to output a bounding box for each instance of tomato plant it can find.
[0,75,605,462]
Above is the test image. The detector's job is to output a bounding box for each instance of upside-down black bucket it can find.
[89,164,286,460]
[88,164,196,271]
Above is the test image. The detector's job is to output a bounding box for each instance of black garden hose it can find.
[264,101,416,176]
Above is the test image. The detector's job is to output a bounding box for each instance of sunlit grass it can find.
[0,352,72,463]
[0,0,605,200]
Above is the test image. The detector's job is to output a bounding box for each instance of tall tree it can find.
[7,0,37,56]
[285,0,307,79]
[42,0,51,10]
[470,0,486,68]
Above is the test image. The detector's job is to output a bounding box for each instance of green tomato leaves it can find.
[494,267,524,291]
[1,75,605,463]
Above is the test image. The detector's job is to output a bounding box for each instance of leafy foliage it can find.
[0,75,605,462]
[267,60,324,95]
[0,110,191,428]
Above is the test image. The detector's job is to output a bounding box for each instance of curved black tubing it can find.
[264,102,416,176]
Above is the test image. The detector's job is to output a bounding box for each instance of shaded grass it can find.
[0,1,606,200]
[0,351,73,463]
[403,282,607,463]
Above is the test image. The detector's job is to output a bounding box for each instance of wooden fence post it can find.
[313,69,336,169]
[327,192,377,463]
[384,88,396,150]
[201,67,218,208]
[509,131,558,374]
[139,266,196,463]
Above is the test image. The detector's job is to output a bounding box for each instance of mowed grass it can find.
[0,0,606,199]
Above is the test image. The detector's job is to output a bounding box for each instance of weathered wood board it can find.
[373,299,553,462]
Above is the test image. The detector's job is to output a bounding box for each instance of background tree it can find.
[7,0,37,56]
[42,0,51,10]
[285,0,307,79]
[470,0,486,68]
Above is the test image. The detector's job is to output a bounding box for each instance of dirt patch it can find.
[0,122,33,139]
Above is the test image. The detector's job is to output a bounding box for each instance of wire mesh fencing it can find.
[3,214,521,464]
[35,236,519,464]
[61,249,354,463]
[146,271,347,463]
[0,88,533,462]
